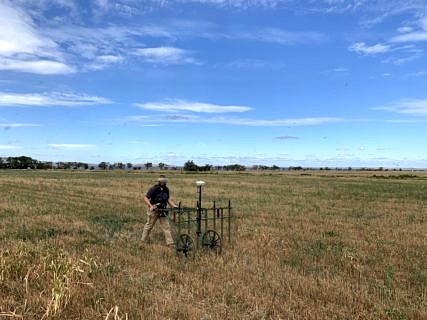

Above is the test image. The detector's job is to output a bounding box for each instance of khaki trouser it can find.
[141,210,174,245]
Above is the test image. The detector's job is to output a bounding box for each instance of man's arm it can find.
[167,198,178,208]
[144,195,155,211]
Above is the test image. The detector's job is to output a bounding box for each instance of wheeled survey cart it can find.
[157,181,233,257]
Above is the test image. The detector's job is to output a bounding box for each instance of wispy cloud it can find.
[397,26,414,34]
[390,17,427,43]
[85,55,124,71]
[349,14,427,63]
[180,0,427,32]
[177,0,282,9]
[0,1,180,74]
[275,136,301,140]
[374,99,427,116]
[48,144,96,150]
[1,1,330,75]
[135,99,252,113]
[133,47,198,65]
[0,1,75,75]
[219,59,286,70]
[165,21,327,45]
[385,119,427,123]
[333,67,349,72]
[381,53,423,65]
[231,27,327,45]
[406,70,427,77]
[390,32,427,43]
[221,117,342,126]
[16,0,427,15]
[0,92,112,107]
[349,42,391,55]
[0,58,75,75]
[342,3,425,66]
[93,0,139,17]
[125,114,343,126]
[0,145,22,150]
[0,123,41,130]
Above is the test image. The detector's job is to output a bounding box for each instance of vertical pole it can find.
[196,200,201,250]
[198,185,202,209]
[213,201,216,231]
[228,200,231,244]
[196,185,202,249]
[220,208,224,241]
[187,210,191,234]
[204,208,208,233]
[177,202,181,237]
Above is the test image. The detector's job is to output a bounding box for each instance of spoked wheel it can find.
[202,230,222,254]
[177,234,194,257]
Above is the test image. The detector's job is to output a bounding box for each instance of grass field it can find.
[0,170,426,319]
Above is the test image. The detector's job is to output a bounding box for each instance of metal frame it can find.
[156,200,233,257]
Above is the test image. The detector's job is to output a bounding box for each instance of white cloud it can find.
[15,0,79,15]
[135,99,252,113]
[0,92,112,107]
[381,53,422,65]
[86,55,124,71]
[391,32,427,43]
[0,1,329,74]
[0,2,177,74]
[0,123,40,129]
[48,144,95,149]
[125,114,343,126]
[397,26,414,33]
[178,0,281,8]
[0,1,57,56]
[0,0,74,75]
[96,55,124,63]
[406,70,427,77]
[333,67,349,72]
[349,42,391,55]
[374,99,427,116]
[390,16,427,43]
[92,0,141,17]
[350,16,426,62]
[45,25,173,57]
[385,119,427,123]
[220,59,285,69]
[0,58,75,75]
[134,47,198,64]
[164,22,327,46]
[0,145,22,150]
[216,117,343,126]
[275,136,300,140]
[233,27,327,45]
[47,23,325,67]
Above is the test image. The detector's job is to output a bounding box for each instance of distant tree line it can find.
[183,161,213,172]
[0,157,94,170]
[0,156,51,169]
[252,165,281,171]
[183,161,252,171]
[0,156,408,172]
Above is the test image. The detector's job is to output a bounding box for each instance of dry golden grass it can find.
[0,170,426,319]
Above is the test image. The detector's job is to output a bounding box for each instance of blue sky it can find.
[0,0,427,168]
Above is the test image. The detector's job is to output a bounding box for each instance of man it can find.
[141,175,177,247]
